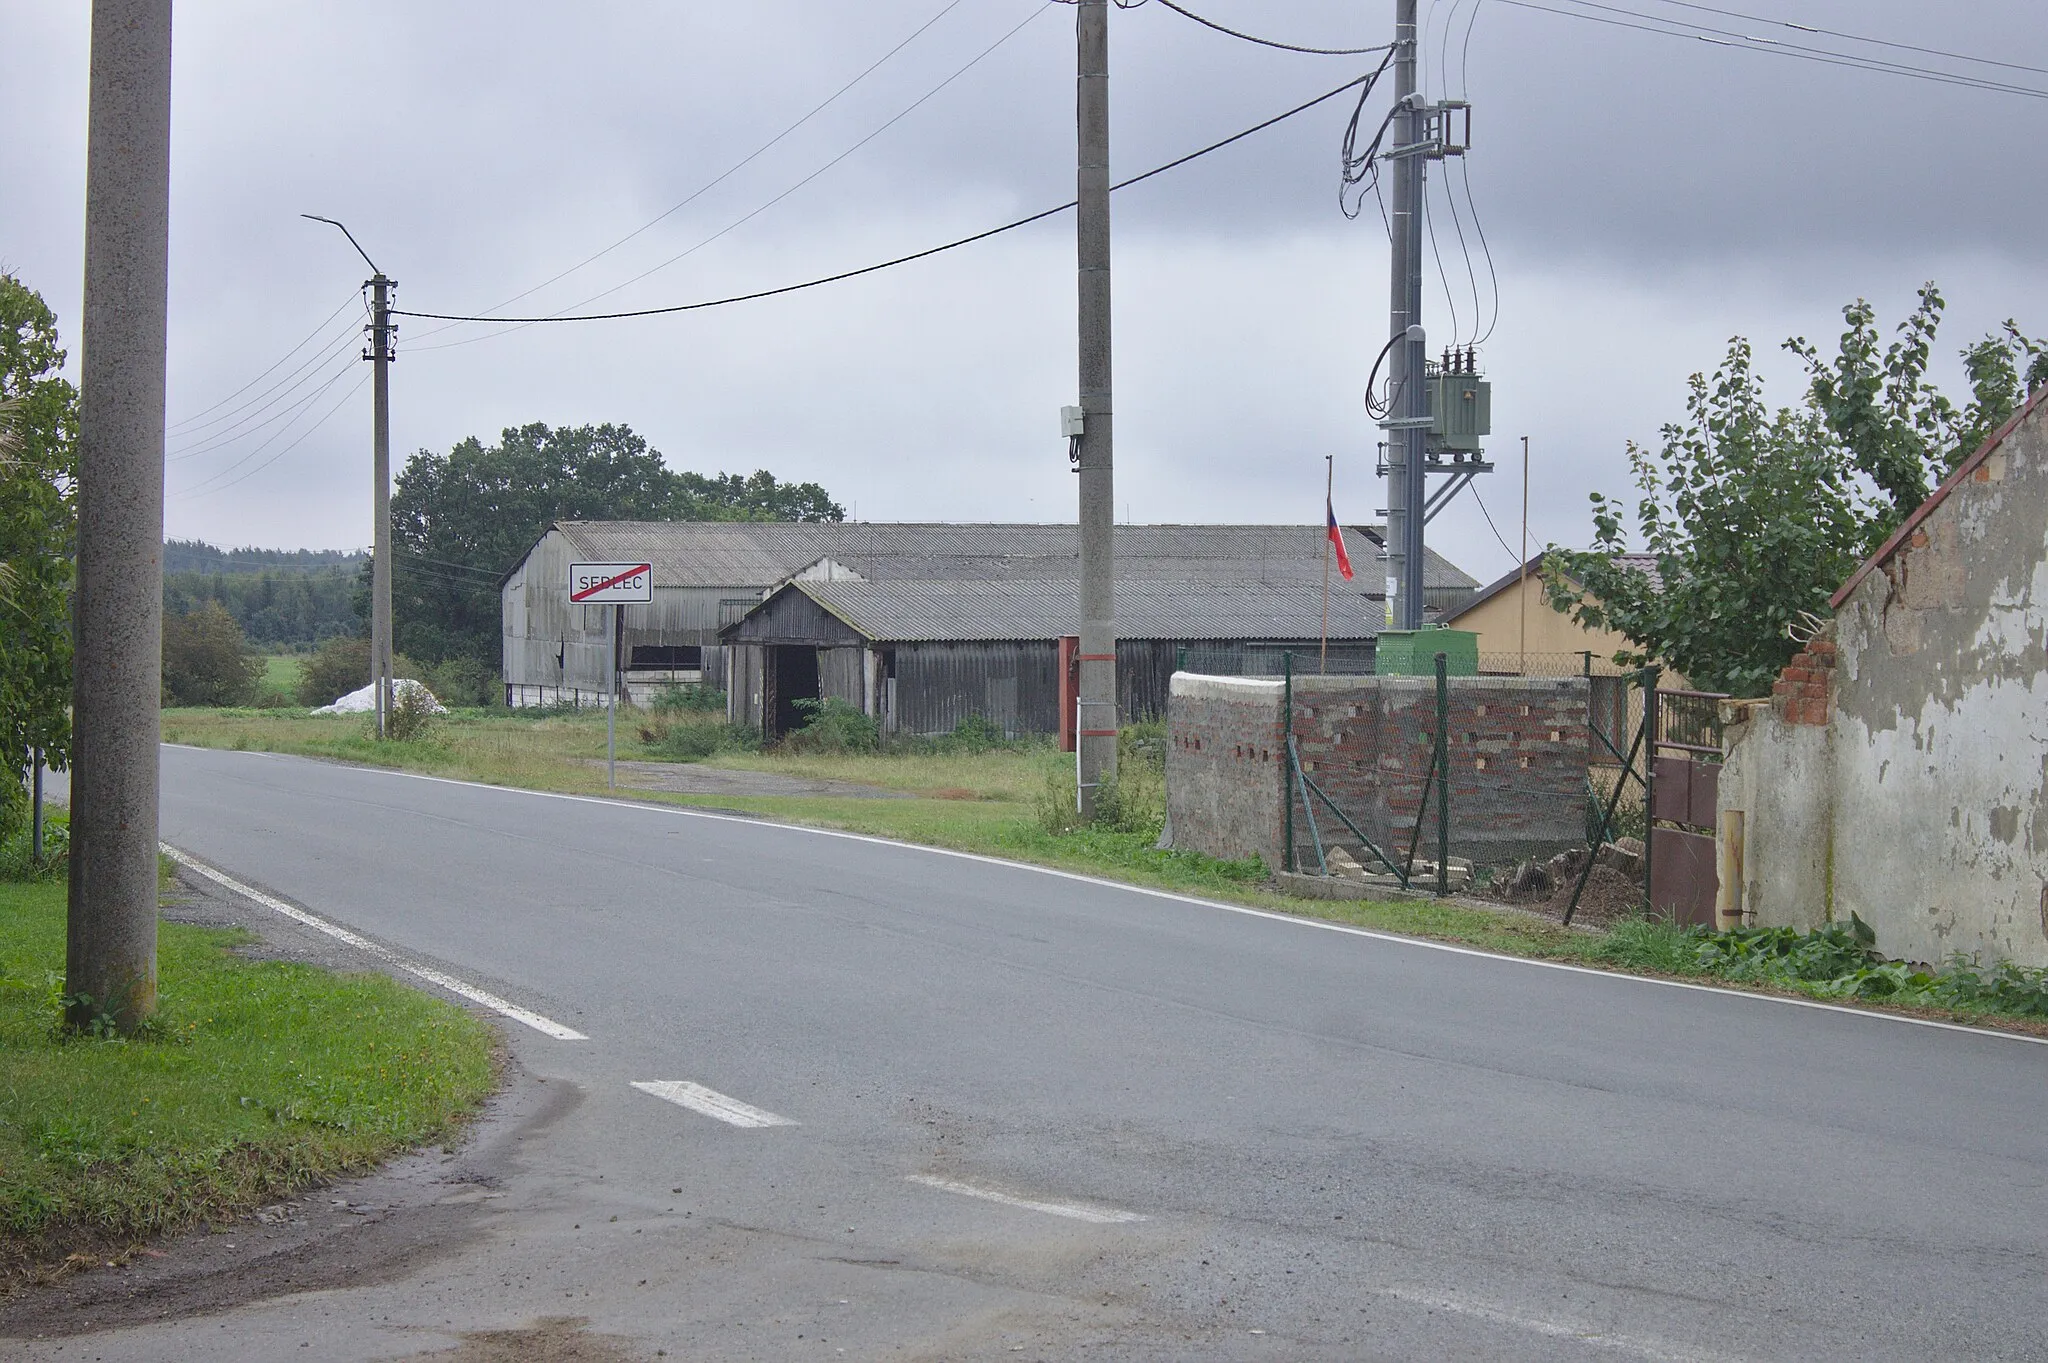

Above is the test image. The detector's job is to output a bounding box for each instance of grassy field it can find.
[256,653,301,694]
[0,877,496,1276]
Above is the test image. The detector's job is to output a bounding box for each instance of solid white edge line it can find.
[904,1173,1144,1224]
[159,842,588,1041]
[630,1080,797,1128]
[1381,1287,1746,1363]
[164,745,2048,1049]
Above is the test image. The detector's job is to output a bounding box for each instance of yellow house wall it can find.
[1448,573,1656,676]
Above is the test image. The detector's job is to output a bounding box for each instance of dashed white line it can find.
[1382,1288,1749,1363]
[904,1173,1145,1224]
[160,842,588,1041]
[631,1080,797,1128]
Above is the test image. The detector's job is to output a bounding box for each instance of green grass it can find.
[256,653,301,694]
[0,878,495,1263]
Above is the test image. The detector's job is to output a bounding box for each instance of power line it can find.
[167,325,364,459]
[1493,0,2048,100]
[406,0,978,345]
[1469,484,1520,561]
[1118,0,1394,57]
[174,366,365,498]
[396,69,1385,326]
[167,290,360,434]
[411,1,1052,352]
[1640,0,2048,78]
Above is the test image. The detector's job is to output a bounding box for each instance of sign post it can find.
[569,563,653,790]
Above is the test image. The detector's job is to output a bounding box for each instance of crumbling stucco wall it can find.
[1720,392,2048,968]
[1163,675,1288,870]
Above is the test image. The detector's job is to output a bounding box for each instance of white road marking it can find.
[904,1173,1144,1224]
[166,746,2048,1049]
[631,1080,797,1128]
[1382,1288,1749,1363]
[160,842,588,1041]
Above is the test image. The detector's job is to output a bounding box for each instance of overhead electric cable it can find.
[1641,0,2048,77]
[1469,485,1521,561]
[175,363,360,494]
[167,290,359,433]
[396,69,1384,326]
[1120,0,1393,57]
[411,1,1051,351]
[407,0,978,344]
[167,327,364,458]
[175,371,369,500]
[1493,0,2048,99]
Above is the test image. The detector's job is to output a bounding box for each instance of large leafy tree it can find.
[383,422,843,665]
[0,275,78,832]
[1549,289,2044,698]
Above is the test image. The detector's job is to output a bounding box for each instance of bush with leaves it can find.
[1549,288,2045,697]
[0,274,77,839]
[651,682,725,714]
[162,602,262,707]
[783,696,878,753]
[296,635,418,708]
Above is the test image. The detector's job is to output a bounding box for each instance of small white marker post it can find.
[568,562,654,790]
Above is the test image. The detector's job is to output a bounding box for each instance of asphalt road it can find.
[19,744,2048,1360]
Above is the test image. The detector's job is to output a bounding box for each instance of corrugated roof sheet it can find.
[550,521,1478,591]
[786,577,1392,643]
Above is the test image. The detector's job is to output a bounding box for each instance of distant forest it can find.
[162,539,365,648]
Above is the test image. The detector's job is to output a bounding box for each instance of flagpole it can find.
[1321,455,1333,674]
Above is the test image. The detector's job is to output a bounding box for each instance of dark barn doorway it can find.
[768,645,820,741]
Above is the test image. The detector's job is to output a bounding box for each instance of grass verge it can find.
[0,877,496,1280]
[159,708,2048,1037]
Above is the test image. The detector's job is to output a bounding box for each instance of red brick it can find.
[1782,666,1814,685]
[1806,640,1837,660]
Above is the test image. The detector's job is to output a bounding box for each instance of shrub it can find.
[784,697,877,753]
[161,602,261,707]
[296,635,418,708]
[384,681,442,742]
[652,682,725,714]
[418,657,500,708]
[0,807,66,881]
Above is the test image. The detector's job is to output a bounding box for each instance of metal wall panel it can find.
[894,642,1060,737]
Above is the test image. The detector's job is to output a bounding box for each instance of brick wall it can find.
[1168,673,1592,871]
[1770,637,1836,725]
[1164,676,1287,870]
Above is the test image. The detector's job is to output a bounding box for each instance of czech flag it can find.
[1326,499,1354,580]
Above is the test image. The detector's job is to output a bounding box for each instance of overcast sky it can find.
[4,0,2044,585]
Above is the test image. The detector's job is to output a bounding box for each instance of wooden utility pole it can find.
[68,0,173,1033]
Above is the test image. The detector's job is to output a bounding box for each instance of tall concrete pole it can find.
[1385,0,1428,631]
[1075,0,1118,817]
[369,273,393,737]
[67,0,172,1033]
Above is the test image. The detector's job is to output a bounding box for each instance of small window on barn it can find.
[630,645,702,670]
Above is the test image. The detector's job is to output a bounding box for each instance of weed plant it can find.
[0,811,67,883]
[651,682,725,714]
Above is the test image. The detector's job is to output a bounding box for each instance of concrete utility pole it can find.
[67,0,173,1033]
[369,273,394,735]
[1384,0,1427,631]
[1074,0,1119,817]
[303,215,394,735]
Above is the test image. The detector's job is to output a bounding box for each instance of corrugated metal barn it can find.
[722,576,1402,739]
[499,521,1480,727]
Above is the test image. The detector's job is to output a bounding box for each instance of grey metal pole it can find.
[67,0,172,1033]
[607,603,618,789]
[1384,0,1427,631]
[370,273,394,739]
[30,749,43,866]
[1075,0,1118,818]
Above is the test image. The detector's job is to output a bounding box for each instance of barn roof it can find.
[1450,550,1663,620]
[537,521,1478,593]
[733,576,1393,644]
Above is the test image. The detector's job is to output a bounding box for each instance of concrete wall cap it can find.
[1171,674,1286,699]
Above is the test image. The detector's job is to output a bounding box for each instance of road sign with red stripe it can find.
[568,562,653,603]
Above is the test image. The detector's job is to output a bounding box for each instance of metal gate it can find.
[1647,687,1727,927]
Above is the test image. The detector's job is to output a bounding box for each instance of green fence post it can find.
[1283,650,1295,874]
[1435,651,1450,896]
[1642,665,1662,916]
